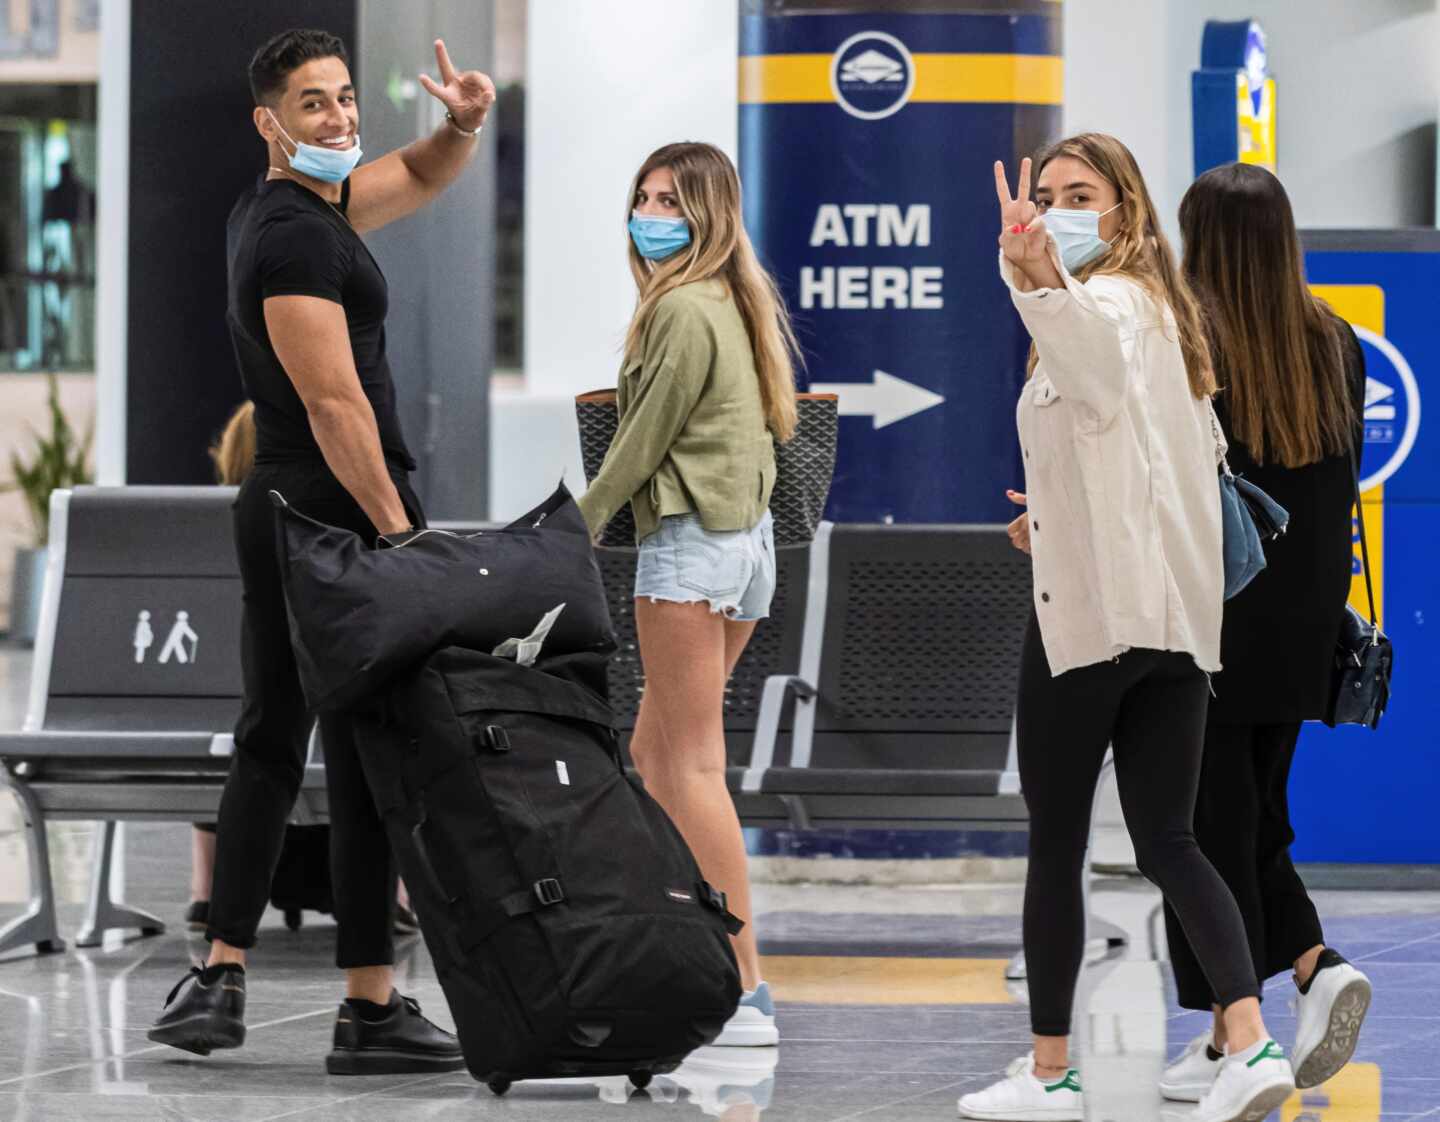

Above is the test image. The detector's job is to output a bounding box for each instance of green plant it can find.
[5,372,93,547]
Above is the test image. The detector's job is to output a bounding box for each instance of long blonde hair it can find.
[623,142,800,442]
[210,401,256,485]
[1030,133,1216,401]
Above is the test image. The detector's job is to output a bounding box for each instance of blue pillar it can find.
[740,2,1063,523]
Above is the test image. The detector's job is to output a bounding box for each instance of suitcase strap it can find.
[457,877,566,951]
[700,880,745,936]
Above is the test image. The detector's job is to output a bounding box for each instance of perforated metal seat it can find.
[0,486,328,959]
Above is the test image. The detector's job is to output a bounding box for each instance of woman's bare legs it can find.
[629,598,762,989]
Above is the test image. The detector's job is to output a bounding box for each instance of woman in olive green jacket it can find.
[578,141,799,1047]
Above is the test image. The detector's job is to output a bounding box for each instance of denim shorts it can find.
[635,511,776,622]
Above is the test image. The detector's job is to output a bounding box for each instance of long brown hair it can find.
[1030,133,1216,400]
[1181,163,1354,467]
[624,142,800,442]
[210,400,256,485]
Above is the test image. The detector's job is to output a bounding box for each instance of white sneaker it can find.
[711,981,778,1047]
[668,1044,780,1117]
[957,1054,1082,1121]
[1292,951,1371,1089]
[1161,1030,1223,1102]
[1190,1039,1294,1122]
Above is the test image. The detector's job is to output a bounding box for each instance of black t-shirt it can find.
[226,176,415,471]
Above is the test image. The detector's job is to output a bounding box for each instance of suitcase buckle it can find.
[533,878,565,906]
[699,881,727,914]
[484,726,511,752]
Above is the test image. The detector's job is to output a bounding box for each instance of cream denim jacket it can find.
[1001,244,1224,677]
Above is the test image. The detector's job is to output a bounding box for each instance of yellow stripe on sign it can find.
[738,53,1063,106]
[1312,283,1383,336]
[913,53,1063,105]
[760,956,1017,1005]
[1310,283,1386,627]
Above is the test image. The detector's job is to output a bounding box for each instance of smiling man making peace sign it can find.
[148,28,494,1074]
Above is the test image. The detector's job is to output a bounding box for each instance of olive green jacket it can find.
[578,279,776,542]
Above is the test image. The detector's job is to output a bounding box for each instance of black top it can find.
[1209,316,1367,724]
[225,176,415,471]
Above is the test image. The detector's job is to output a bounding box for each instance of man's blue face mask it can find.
[1045,201,1122,272]
[628,212,692,261]
[268,109,363,184]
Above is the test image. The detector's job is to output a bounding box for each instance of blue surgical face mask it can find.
[1046,202,1122,272]
[268,109,363,184]
[628,211,691,261]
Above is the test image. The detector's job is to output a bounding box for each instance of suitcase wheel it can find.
[629,1071,653,1091]
[284,908,303,931]
[486,1078,512,1097]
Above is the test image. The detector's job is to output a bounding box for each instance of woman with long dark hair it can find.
[963,133,1293,1122]
[1160,162,1371,1104]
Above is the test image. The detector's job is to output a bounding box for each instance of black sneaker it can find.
[326,992,465,1075]
[185,901,209,932]
[147,964,246,1056]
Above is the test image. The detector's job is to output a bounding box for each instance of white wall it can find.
[1065,0,1438,241]
[493,0,738,520]
[0,0,99,84]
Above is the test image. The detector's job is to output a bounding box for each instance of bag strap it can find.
[1209,398,1232,475]
[1349,446,1379,629]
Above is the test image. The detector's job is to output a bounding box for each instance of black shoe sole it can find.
[325,1048,466,1076]
[147,1015,246,1057]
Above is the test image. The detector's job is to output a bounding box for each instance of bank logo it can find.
[1354,325,1420,490]
[840,49,904,85]
[831,31,915,121]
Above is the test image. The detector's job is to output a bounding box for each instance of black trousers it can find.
[1165,722,1325,1010]
[206,461,423,969]
[1017,615,1261,1036]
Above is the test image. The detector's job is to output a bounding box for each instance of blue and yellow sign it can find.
[739,6,1063,524]
[1295,232,1439,864]
[1193,20,1276,176]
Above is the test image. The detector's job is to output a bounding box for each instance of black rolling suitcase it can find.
[353,646,743,1096]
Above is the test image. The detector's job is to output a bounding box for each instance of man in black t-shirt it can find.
[149,28,494,1073]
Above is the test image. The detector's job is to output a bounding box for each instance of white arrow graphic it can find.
[810,369,945,429]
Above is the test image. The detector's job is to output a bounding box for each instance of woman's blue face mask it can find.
[629,211,691,261]
[1045,201,1122,272]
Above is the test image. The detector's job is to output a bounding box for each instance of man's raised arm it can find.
[346,39,495,234]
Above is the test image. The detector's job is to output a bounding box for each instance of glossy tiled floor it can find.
[2,648,1438,1121]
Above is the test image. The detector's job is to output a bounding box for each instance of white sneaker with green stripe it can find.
[1189,1039,1295,1122]
[957,1053,1081,1120]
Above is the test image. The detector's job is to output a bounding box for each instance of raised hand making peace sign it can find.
[418,38,496,133]
[994,157,1062,291]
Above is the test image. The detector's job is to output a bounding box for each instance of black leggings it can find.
[1017,615,1261,1036]
[1165,722,1325,1010]
[206,461,422,969]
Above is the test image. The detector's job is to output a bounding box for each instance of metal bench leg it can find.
[0,774,65,958]
[76,822,164,948]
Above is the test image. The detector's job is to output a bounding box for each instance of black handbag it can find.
[1323,450,1393,729]
[575,390,837,548]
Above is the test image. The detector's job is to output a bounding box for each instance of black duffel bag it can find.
[576,390,838,548]
[353,646,743,1095]
[271,483,616,712]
